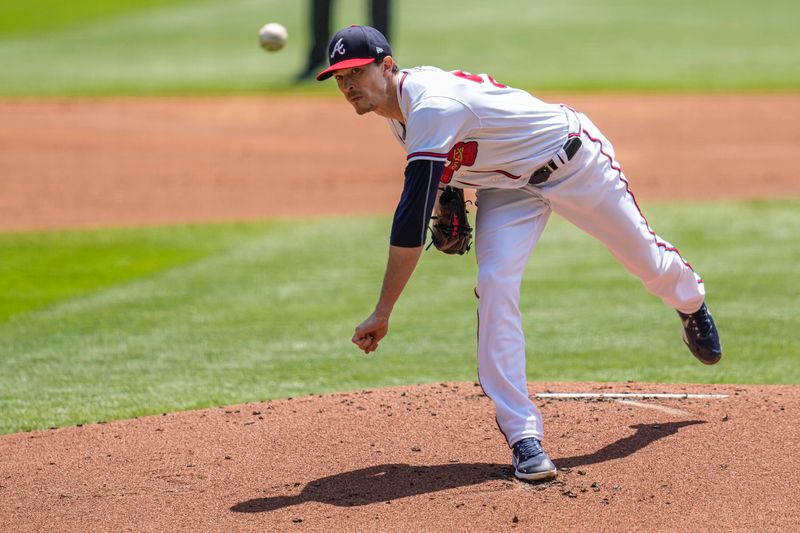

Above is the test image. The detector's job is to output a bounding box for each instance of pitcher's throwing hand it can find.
[352,314,388,354]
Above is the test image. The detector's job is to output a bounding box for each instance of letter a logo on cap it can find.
[316,25,392,81]
[331,38,346,58]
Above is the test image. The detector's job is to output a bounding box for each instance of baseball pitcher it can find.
[316,25,722,481]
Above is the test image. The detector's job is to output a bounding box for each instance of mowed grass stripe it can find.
[0,0,798,95]
[0,0,198,37]
[1,199,798,434]
[0,222,272,323]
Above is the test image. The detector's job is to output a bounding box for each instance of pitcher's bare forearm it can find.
[375,245,423,317]
[352,245,423,354]
[352,159,441,354]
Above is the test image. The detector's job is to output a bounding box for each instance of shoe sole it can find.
[683,336,722,365]
[514,467,557,481]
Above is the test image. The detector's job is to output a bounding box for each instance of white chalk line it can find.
[535,392,728,400]
[614,399,695,417]
[534,391,729,417]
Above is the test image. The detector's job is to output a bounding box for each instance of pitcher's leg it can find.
[546,120,705,313]
[474,187,550,446]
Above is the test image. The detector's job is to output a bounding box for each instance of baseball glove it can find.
[427,186,473,255]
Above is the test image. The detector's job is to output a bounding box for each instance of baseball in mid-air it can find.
[259,22,288,52]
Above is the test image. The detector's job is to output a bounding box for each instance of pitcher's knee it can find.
[477,267,520,294]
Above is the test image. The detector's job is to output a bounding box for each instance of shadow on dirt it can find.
[231,462,509,513]
[231,420,704,513]
[557,420,705,470]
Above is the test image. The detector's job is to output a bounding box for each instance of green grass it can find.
[0,0,197,37]
[0,224,265,322]
[0,0,798,95]
[1,199,798,434]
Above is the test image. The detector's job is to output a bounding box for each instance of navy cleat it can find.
[677,302,722,365]
[512,438,557,481]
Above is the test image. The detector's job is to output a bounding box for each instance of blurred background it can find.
[1,0,798,95]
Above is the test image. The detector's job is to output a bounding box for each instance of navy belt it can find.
[528,137,582,185]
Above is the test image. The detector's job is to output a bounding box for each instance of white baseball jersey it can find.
[383,66,707,452]
[387,66,571,188]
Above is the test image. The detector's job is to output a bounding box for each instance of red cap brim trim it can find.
[316,57,376,81]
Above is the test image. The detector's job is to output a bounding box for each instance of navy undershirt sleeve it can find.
[390,159,444,247]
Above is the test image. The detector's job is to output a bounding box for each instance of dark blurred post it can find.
[298,0,332,82]
[296,0,392,82]
[370,0,391,41]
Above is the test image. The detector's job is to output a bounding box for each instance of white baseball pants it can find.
[473,110,705,447]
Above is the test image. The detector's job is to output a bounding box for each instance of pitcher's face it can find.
[334,61,389,115]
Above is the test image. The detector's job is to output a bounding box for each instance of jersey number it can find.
[452,70,507,88]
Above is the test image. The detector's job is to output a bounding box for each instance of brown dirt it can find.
[1,95,799,531]
[0,94,798,231]
[1,382,798,532]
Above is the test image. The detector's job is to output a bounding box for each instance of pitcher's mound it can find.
[1,381,798,531]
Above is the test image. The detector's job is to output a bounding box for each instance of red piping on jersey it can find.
[560,104,583,138]
[472,169,522,180]
[398,71,409,101]
[581,129,701,280]
[407,151,448,160]
[454,179,481,187]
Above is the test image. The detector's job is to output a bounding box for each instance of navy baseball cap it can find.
[316,25,392,81]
